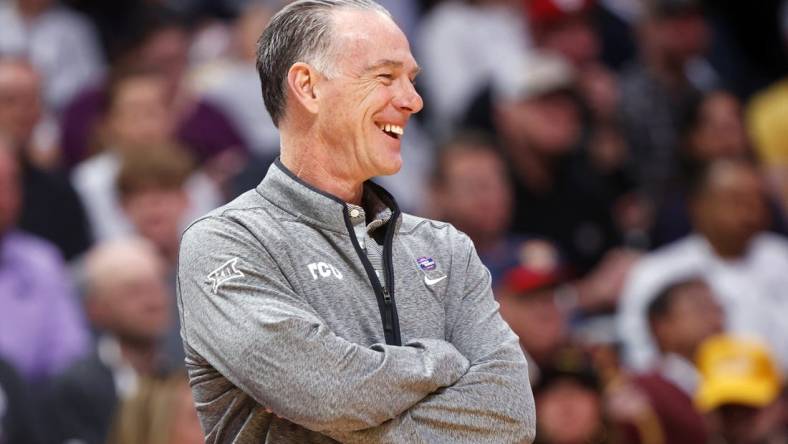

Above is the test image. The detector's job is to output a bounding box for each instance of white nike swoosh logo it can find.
[424,275,447,286]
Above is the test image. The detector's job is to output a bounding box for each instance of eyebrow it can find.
[365,59,422,77]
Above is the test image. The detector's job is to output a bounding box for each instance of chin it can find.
[375,155,402,177]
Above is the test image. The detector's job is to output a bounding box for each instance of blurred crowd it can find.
[2,0,788,443]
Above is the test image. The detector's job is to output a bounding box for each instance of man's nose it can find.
[394,79,423,114]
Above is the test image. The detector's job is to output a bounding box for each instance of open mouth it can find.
[377,123,404,140]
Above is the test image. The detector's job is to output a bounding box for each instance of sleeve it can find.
[177,216,470,433]
[329,234,536,444]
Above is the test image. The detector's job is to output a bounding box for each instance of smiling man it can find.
[176,1,535,443]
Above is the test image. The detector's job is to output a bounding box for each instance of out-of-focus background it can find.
[1,0,788,442]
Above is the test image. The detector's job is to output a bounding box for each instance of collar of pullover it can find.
[257,158,401,234]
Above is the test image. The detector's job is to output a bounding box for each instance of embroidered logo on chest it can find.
[417,256,447,286]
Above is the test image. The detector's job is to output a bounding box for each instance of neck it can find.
[280,131,364,205]
[118,338,158,375]
[705,233,749,259]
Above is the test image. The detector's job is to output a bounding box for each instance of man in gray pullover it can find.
[176,1,536,442]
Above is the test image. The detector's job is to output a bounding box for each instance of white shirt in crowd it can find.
[617,233,788,373]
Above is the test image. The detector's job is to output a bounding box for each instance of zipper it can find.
[381,212,402,345]
[342,207,402,346]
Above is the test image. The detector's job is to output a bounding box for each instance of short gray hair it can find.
[256,0,390,126]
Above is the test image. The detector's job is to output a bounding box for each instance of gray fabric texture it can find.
[176,160,535,443]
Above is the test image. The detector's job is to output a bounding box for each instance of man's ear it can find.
[286,62,320,116]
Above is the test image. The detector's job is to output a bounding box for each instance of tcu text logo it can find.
[307,262,343,280]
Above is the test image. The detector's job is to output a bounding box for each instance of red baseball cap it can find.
[526,0,595,26]
[502,239,566,295]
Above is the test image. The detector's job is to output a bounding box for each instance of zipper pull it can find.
[382,287,391,304]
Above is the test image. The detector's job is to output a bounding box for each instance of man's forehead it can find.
[330,9,417,67]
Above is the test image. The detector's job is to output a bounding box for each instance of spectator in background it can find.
[117,147,195,363]
[49,237,172,444]
[496,243,573,381]
[532,348,611,444]
[433,133,637,312]
[696,336,787,444]
[0,58,92,261]
[492,51,624,273]
[417,0,531,137]
[525,0,634,199]
[60,7,247,173]
[615,277,723,444]
[617,158,788,372]
[0,133,89,382]
[651,90,787,247]
[106,372,204,444]
[618,0,715,200]
[525,0,621,126]
[71,69,221,241]
[0,0,104,111]
[429,133,517,283]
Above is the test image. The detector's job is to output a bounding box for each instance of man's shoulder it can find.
[180,187,289,257]
[184,188,277,234]
[399,213,464,239]
[397,213,474,255]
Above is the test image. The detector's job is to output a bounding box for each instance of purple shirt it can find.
[0,231,89,381]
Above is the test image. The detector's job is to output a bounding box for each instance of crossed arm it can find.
[178,217,535,442]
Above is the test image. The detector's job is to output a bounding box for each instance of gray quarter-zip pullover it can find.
[176,160,535,443]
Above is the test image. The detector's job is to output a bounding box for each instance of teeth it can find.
[378,123,404,136]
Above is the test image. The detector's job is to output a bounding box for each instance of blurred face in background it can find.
[105,75,174,151]
[643,11,710,68]
[436,146,512,244]
[122,187,189,258]
[692,161,768,257]
[139,27,190,94]
[0,61,42,145]
[536,379,602,444]
[87,250,171,345]
[652,281,724,359]
[499,288,567,364]
[498,91,581,156]
[0,144,21,235]
[686,92,749,162]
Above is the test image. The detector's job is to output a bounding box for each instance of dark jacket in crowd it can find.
[19,158,92,261]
